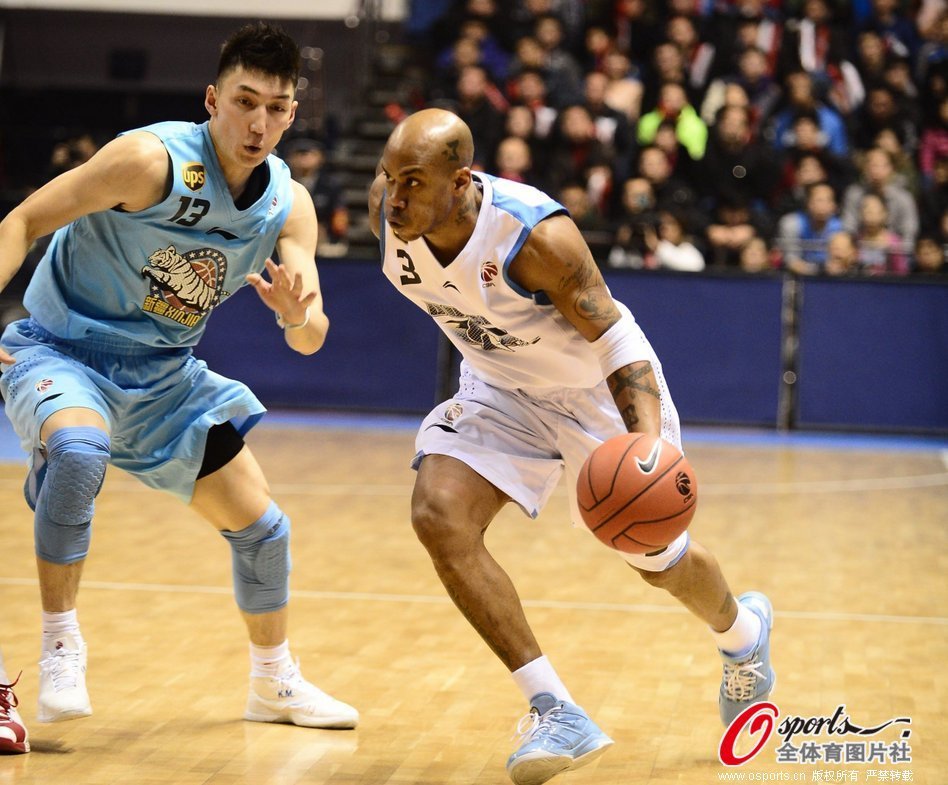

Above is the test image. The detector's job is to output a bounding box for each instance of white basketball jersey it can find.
[380,173,657,390]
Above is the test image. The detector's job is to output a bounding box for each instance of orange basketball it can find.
[577,433,698,554]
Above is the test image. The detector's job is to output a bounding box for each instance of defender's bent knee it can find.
[34,427,110,565]
[220,501,290,614]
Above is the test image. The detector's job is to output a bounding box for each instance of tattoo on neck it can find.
[455,196,472,224]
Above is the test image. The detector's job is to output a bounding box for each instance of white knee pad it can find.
[616,531,690,572]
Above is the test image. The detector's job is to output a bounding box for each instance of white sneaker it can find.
[0,673,30,754]
[244,660,358,729]
[37,633,92,723]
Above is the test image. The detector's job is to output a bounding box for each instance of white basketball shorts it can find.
[413,361,688,571]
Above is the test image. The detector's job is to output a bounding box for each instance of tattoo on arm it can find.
[575,288,616,321]
[607,363,661,432]
[560,258,616,322]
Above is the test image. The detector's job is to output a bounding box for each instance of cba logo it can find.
[182,162,206,192]
[480,260,499,286]
[443,403,464,424]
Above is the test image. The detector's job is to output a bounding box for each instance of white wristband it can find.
[589,311,645,378]
[276,309,310,330]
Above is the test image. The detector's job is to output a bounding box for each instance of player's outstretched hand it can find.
[246,258,317,325]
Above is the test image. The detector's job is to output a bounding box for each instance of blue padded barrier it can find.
[197,260,947,433]
[796,278,948,433]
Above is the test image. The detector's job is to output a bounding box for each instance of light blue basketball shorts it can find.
[413,361,688,571]
[0,319,265,503]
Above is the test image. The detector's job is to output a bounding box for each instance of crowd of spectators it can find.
[402,0,948,276]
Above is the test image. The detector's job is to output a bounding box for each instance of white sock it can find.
[249,640,293,678]
[712,603,762,657]
[42,609,83,651]
[512,655,574,704]
[0,648,7,682]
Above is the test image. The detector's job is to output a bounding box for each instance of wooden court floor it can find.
[1,419,946,785]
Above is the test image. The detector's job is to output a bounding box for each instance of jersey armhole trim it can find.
[501,210,567,303]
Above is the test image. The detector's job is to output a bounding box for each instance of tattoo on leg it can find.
[717,591,735,617]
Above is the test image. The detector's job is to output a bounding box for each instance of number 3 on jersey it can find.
[398,249,421,285]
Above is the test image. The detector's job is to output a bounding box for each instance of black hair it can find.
[915,233,941,247]
[804,180,836,202]
[217,21,300,85]
[791,107,821,126]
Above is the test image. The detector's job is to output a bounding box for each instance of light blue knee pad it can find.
[34,427,110,565]
[220,502,291,614]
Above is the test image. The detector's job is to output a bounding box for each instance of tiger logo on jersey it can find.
[141,244,230,327]
[426,302,540,352]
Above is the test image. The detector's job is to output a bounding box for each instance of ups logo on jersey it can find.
[182,162,206,192]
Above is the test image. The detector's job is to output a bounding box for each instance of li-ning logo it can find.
[182,162,205,192]
[480,260,499,287]
[719,702,913,768]
[634,439,661,474]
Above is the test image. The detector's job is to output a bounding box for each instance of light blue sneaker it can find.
[506,693,614,785]
[719,591,776,727]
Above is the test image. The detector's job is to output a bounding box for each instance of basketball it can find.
[577,433,698,554]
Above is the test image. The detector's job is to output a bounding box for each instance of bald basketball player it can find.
[368,109,775,785]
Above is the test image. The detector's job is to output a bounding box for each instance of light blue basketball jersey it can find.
[24,121,294,347]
